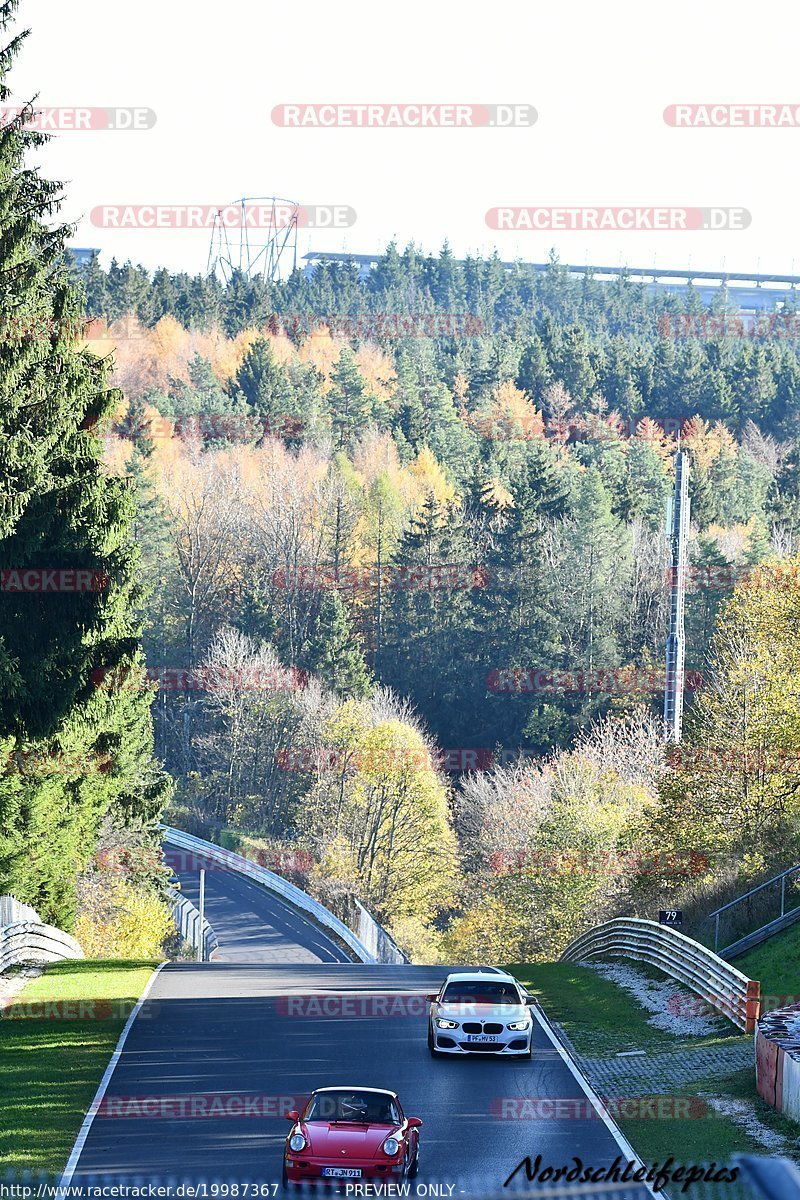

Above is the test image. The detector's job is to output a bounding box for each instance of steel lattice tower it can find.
[207,197,299,283]
[664,449,690,743]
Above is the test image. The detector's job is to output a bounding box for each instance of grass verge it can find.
[510,961,743,1056]
[508,960,798,1171]
[0,959,156,1175]
[736,923,800,1008]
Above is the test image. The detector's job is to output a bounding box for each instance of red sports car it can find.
[282,1086,422,1187]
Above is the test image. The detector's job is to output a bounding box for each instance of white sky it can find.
[11,0,800,278]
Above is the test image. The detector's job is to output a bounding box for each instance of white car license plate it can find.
[322,1168,362,1179]
[466,1033,500,1043]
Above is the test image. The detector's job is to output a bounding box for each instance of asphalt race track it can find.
[165,847,352,964]
[65,858,655,1197]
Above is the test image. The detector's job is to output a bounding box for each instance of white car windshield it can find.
[305,1092,401,1124]
[441,981,521,1006]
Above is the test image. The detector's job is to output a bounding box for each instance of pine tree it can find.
[304,593,371,698]
[327,347,371,449]
[516,333,552,403]
[0,2,170,923]
[233,338,293,426]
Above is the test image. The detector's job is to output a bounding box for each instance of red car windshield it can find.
[305,1092,401,1125]
[441,981,520,1006]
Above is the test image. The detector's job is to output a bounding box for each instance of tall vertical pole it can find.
[664,450,690,743]
[198,868,206,963]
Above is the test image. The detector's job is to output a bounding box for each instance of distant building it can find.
[67,247,99,267]
[303,251,800,314]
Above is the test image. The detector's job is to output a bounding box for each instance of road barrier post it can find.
[198,868,206,963]
[746,979,761,1033]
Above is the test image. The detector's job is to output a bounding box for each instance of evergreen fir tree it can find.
[304,592,371,698]
[0,1,170,922]
[327,347,371,449]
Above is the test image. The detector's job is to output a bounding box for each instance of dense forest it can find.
[75,249,800,753]
[54,247,800,957]
[3,0,800,957]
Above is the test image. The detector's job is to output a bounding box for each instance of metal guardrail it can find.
[560,916,760,1033]
[0,894,40,926]
[353,898,407,965]
[162,826,377,963]
[709,863,800,954]
[0,920,84,972]
[168,886,219,962]
[722,905,800,961]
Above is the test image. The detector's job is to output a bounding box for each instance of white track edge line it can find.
[532,1002,664,1200]
[59,960,169,1189]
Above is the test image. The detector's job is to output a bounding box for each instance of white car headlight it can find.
[383,1137,400,1156]
[506,1019,530,1031]
[436,1018,458,1029]
[289,1132,307,1152]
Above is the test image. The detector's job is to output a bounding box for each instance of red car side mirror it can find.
[286,1110,300,1122]
[406,1117,422,1129]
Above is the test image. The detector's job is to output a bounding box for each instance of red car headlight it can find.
[289,1132,307,1152]
[383,1137,400,1156]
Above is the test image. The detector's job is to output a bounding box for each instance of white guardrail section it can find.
[162,827,380,963]
[561,916,761,1033]
[0,894,84,972]
[0,895,41,925]
[353,898,408,965]
[168,886,219,961]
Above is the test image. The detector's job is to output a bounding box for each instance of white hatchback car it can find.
[426,970,535,1058]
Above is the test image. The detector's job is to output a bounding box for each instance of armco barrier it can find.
[354,898,408,965]
[756,1002,800,1121]
[560,916,760,1033]
[0,920,84,972]
[0,894,40,926]
[168,886,218,962]
[162,826,377,963]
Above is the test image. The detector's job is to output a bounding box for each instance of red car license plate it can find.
[322,1168,362,1178]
